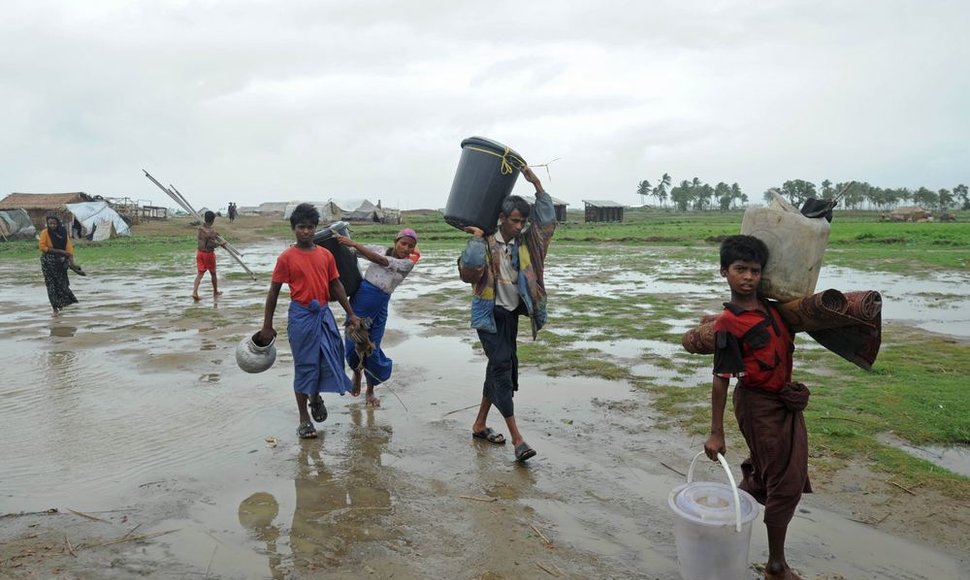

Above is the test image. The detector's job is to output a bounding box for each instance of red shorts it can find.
[196,250,216,273]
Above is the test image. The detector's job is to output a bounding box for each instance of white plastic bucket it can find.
[741,193,831,302]
[668,452,760,580]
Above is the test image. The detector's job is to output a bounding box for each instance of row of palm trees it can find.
[637,175,748,211]
[769,180,969,212]
[637,177,970,212]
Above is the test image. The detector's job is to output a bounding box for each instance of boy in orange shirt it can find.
[258,203,360,439]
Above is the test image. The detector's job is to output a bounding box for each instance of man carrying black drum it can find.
[458,166,555,463]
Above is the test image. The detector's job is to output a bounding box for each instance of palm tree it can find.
[730,183,743,208]
[637,180,652,206]
[954,184,969,210]
[938,189,953,212]
[821,179,834,199]
[653,173,671,208]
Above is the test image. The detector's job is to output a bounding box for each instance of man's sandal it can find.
[297,422,317,439]
[515,442,537,463]
[472,427,506,445]
[309,394,328,423]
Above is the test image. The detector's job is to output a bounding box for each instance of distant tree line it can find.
[637,177,969,212]
[637,175,747,211]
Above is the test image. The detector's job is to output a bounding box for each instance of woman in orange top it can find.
[38,215,84,315]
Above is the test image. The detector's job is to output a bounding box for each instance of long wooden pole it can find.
[142,170,257,280]
[168,185,244,258]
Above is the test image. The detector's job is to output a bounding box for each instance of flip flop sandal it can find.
[472,427,506,445]
[309,394,328,423]
[515,442,537,463]
[297,422,317,439]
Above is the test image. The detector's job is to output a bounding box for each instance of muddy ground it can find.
[1,243,968,579]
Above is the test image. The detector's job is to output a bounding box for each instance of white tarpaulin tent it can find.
[65,201,131,241]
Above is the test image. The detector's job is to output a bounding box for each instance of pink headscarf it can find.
[396,228,418,243]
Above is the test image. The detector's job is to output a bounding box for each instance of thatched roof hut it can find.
[0,192,94,230]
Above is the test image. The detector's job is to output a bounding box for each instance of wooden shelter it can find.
[582,200,625,223]
[0,192,94,231]
[520,194,569,222]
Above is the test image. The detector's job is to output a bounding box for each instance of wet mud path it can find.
[1,244,967,578]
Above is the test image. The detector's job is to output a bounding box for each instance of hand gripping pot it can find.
[236,332,277,374]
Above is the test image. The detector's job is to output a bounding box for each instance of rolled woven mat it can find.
[775,289,856,332]
[809,309,882,371]
[682,316,716,355]
[681,289,883,360]
[843,290,882,322]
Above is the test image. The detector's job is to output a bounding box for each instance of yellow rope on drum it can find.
[464,146,526,175]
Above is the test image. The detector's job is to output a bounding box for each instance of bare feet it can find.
[763,563,802,580]
[366,391,381,407]
[51,308,60,318]
[192,294,201,301]
[350,370,362,397]
[214,291,223,297]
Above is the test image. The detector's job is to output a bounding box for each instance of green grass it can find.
[5,208,967,497]
[648,329,970,498]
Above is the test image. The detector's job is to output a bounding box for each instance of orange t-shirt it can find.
[271,245,339,306]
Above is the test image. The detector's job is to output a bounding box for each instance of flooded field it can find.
[1,243,967,578]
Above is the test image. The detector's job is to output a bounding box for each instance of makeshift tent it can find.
[283,201,341,222]
[64,201,131,241]
[0,192,93,232]
[0,209,36,240]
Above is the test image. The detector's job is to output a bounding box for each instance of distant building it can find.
[0,192,94,231]
[582,200,625,223]
[520,194,569,223]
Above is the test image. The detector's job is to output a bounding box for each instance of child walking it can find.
[704,235,811,580]
[335,228,420,407]
[192,210,227,301]
[258,203,361,439]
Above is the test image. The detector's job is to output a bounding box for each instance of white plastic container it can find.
[741,193,830,302]
[668,452,760,580]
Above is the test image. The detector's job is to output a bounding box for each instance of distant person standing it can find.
[192,211,227,301]
[457,166,556,463]
[228,202,238,223]
[38,215,85,316]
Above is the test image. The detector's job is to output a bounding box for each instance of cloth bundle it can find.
[682,289,883,371]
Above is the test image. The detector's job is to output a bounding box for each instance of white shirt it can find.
[493,230,520,311]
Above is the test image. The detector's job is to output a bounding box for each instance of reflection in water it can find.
[49,324,78,338]
[238,492,283,579]
[290,407,393,572]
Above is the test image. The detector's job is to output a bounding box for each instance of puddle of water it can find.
[0,247,966,579]
[877,433,970,478]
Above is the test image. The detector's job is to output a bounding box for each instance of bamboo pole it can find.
[143,170,257,280]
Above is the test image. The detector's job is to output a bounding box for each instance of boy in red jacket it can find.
[705,235,811,580]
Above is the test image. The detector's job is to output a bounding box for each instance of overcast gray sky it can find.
[2,0,967,213]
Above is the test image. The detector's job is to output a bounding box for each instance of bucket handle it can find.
[687,451,743,533]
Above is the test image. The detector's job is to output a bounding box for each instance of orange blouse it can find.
[38,229,74,256]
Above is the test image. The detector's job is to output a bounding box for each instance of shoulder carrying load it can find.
[444,136,526,235]
[313,221,362,299]
[741,192,830,302]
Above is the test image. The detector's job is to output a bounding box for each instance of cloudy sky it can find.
[2,1,967,212]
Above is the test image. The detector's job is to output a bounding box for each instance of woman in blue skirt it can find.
[337,228,419,406]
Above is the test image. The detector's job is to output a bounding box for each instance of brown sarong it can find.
[733,381,812,528]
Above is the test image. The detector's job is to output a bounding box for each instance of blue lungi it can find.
[345,280,393,387]
[287,299,352,395]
